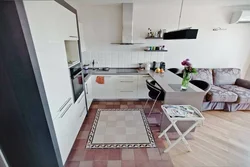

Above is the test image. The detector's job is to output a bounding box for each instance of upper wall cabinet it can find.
[60,7,79,40]
[78,22,86,52]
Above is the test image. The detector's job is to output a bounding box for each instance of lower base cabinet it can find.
[88,74,152,100]
[53,92,87,164]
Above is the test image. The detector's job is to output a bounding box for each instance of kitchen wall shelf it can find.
[145,37,163,39]
[144,50,168,52]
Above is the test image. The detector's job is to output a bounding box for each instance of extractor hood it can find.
[163,0,198,40]
[111,3,143,45]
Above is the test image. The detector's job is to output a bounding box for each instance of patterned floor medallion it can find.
[86,109,156,149]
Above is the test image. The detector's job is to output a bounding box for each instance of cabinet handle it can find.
[69,36,78,38]
[58,98,71,112]
[60,103,72,118]
[86,84,88,94]
[77,95,84,104]
[120,90,133,92]
[120,81,134,83]
[142,75,150,77]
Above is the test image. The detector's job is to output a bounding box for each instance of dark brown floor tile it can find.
[128,105,136,108]
[120,101,127,105]
[135,161,151,167]
[93,160,108,167]
[94,149,109,161]
[127,101,134,105]
[77,131,89,139]
[81,124,91,131]
[121,160,135,167]
[65,161,80,167]
[135,105,143,109]
[113,101,121,105]
[68,149,85,161]
[113,105,120,109]
[98,104,106,109]
[134,149,149,161]
[106,102,114,105]
[79,161,93,167]
[83,150,95,160]
[120,105,128,109]
[108,149,121,160]
[105,105,113,109]
[73,139,87,149]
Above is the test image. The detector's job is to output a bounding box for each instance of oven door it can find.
[72,71,84,101]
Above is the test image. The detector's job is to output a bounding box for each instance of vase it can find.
[181,71,191,90]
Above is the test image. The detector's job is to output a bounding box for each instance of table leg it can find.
[163,121,199,153]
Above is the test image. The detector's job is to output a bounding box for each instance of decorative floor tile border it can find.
[86,109,156,149]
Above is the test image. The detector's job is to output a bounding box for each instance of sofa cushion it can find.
[213,68,241,85]
[220,85,250,103]
[206,85,238,102]
[192,68,213,84]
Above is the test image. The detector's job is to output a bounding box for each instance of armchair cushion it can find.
[213,68,241,85]
[235,78,250,89]
[191,68,213,84]
[220,85,250,103]
[206,85,238,102]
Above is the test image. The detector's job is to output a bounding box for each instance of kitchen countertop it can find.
[83,68,204,93]
[83,68,149,81]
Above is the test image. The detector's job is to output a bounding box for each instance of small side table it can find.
[158,105,205,153]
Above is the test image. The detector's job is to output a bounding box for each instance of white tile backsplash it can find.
[82,51,166,68]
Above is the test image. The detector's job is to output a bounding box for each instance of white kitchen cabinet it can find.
[60,7,78,40]
[85,77,93,109]
[92,75,116,99]
[24,1,74,120]
[137,75,152,99]
[78,22,86,52]
[53,99,74,164]
[115,75,138,99]
[68,92,87,150]
[24,1,81,165]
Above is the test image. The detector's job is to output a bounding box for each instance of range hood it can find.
[163,27,198,40]
[111,3,143,45]
[163,0,198,40]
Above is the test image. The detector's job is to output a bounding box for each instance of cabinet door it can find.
[92,75,116,99]
[24,1,73,119]
[115,75,138,99]
[60,7,78,40]
[137,75,152,99]
[85,77,93,109]
[78,22,86,52]
[53,100,74,164]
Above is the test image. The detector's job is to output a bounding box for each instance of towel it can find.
[96,76,104,84]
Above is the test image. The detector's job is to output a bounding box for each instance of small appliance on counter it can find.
[151,61,156,71]
[160,62,166,71]
[145,62,151,71]
[138,63,144,71]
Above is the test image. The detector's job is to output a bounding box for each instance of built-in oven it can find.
[70,63,84,102]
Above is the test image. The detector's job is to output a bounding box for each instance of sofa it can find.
[191,68,250,112]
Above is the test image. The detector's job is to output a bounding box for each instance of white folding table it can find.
[158,105,205,153]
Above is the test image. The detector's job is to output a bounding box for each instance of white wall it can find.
[73,0,250,77]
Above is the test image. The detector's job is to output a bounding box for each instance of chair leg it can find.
[143,99,149,109]
[148,99,157,117]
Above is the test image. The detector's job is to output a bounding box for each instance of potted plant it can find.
[181,59,197,90]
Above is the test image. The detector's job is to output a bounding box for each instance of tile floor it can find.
[65,101,173,167]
